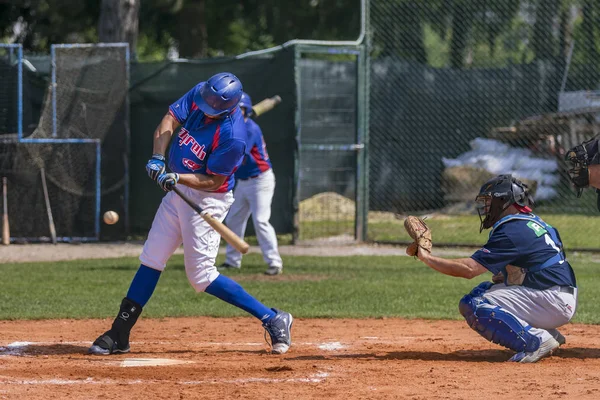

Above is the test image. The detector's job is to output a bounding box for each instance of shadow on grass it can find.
[84,265,137,272]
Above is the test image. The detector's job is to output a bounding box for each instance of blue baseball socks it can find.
[206,274,276,322]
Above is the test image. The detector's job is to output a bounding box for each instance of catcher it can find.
[565,136,600,207]
[404,174,578,363]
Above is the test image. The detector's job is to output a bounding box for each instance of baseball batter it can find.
[88,72,293,356]
[405,174,577,363]
[219,92,283,275]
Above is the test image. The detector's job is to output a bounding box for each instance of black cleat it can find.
[88,331,130,355]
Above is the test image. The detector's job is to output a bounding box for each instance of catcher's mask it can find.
[475,174,535,232]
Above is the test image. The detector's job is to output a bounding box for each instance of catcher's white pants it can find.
[139,186,234,292]
[483,283,578,343]
[224,169,282,268]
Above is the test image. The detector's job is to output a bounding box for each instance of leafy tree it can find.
[0,0,99,51]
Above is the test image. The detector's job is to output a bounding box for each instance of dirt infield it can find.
[2,318,600,399]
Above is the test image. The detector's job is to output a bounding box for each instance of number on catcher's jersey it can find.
[544,234,561,254]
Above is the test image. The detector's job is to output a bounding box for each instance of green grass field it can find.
[1,251,599,323]
[298,214,600,250]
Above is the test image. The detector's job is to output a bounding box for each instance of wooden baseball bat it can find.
[171,186,250,254]
[252,95,282,118]
[40,168,57,244]
[2,177,9,245]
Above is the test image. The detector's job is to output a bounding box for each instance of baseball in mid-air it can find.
[103,211,119,225]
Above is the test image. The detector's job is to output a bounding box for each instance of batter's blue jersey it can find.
[168,83,247,193]
[471,213,576,290]
[234,118,272,180]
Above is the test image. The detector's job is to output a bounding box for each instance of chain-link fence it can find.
[295,46,366,243]
[368,0,600,250]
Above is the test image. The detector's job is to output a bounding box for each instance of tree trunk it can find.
[450,3,473,69]
[532,0,559,60]
[98,0,140,57]
[397,1,426,64]
[177,0,208,59]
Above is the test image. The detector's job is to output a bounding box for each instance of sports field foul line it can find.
[0,372,330,386]
[1,339,403,356]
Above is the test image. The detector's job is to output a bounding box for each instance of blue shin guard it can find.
[459,284,541,353]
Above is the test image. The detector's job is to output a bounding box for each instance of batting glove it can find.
[146,154,166,181]
[157,172,179,192]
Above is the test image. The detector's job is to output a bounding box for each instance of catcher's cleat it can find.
[88,331,130,355]
[264,266,283,276]
[508,337,559,363]
[263,308,293,354]
[550,329,566,346]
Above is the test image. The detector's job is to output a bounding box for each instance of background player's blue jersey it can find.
[167,83,246,193]
[234,118,272,180]
[471,213,576,290]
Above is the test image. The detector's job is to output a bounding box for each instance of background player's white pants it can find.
[139,186,234,292]
[483,283,578,343]
[224,169,282,268]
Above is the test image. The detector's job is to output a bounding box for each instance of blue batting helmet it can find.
[194,72,243,117]
[238,92,254,116]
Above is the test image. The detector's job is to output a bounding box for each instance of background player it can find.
[404,174,577,363]
[219,92,283,275]
[88,72,293,355]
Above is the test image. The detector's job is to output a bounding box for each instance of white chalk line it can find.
[0,340,350,354]
[0,337,420,357]
[0,372,330,386]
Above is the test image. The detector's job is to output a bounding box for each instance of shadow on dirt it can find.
[288,347,600,362]
[554,348,600,359]
[1,344,90,356]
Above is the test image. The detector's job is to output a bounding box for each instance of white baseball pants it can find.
[224,169,282,268]
[483,283,578,343]
[139,186,234,292]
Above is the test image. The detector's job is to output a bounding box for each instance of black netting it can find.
[0,45,128,242]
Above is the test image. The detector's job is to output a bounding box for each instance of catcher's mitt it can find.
[565,137,600,197]
[404,216,432,257]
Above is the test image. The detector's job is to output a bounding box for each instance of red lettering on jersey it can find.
[182,158,201,171]
[198,145,207,160]
[177,127,207,161]
[178,128,190,145]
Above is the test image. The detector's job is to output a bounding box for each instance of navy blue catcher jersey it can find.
[471,213,576,290]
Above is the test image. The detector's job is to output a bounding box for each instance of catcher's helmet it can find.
[475,174,534,232]
[238,92,254,116]
[194,72,243,117]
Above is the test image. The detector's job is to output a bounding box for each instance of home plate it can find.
[120,358,195,367]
